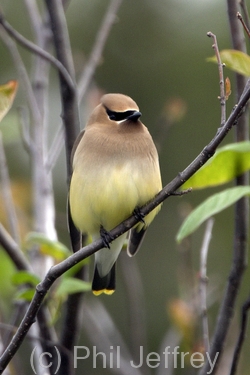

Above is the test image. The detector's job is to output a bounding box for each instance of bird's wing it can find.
[70,129,85,166]
[67,129,85,253]
[67,196,82,252]
[127,227,147,256]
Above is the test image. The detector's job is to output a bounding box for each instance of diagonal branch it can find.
[0,79,250,373]
[0,12,74,91]
[0,224,31,272]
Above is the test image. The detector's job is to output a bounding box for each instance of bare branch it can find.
[199,218,214,353]
[239,0,250,32]
[0,80,250,372]
[0,12,74,91]
[0,224,31,272]
[207,32,226,126]
[169,188,192,196]
[237,12,250,38]
[45,0,80,178]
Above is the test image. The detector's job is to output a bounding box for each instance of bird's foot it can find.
[100,225,114,249]
[133,207,145,224]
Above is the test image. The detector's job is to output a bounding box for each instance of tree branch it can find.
[199,218,214,353]
[0,79,250,372]
[44,3,82,374]
[45,0,80,178]
[207,32,226,126]
[0,12,74,91]
[0,224,31,272]
[239,0,250,32]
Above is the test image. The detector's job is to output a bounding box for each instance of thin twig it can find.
[239,0,250,33]
[237,12,250,38]
[0,224,31,272]
[0,12,75,91]
[0,133,20,245]
[170,188,192,196]
[0,79,250,372]
[199,218,214,353]
[78,0,123,103]
[230,296,250,375]
[207,32,226,127]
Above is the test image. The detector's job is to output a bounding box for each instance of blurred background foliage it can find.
[0,0,250,374]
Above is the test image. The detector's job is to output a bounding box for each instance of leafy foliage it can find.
[25,232,70,261]
[207,49,250,77]
[177,186,250,242]
[182,142,250,189]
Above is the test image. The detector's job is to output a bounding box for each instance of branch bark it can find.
[45,0,80,178]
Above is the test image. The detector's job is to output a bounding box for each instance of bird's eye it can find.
[106,108,140,122]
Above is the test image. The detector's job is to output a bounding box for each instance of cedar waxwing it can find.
[68,93,162,295]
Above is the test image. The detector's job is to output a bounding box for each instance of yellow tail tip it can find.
[92,289,115,296]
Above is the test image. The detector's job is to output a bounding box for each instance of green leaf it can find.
[25,232,70,261]
[182,142,250,190]
[207,49,250,77]
[0,80,18,122]
[56,277,91,298]
[12,271,40,286]
[176,186,250,242]
[14,287,35,302]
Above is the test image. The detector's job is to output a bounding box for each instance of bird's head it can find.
[87,93,142,127]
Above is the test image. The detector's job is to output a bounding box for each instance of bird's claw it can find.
[100,225,114,248]
[133,207,145,224]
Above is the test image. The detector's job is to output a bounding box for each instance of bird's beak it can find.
[127,111,142,122]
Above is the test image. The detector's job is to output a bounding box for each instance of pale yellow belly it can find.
[69,161,161,235]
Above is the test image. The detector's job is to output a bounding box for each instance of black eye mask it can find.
[105,108,141,122]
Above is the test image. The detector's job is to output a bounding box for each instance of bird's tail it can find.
[92,263,116,295]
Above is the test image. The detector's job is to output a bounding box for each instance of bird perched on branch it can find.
[68,93,162,295]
